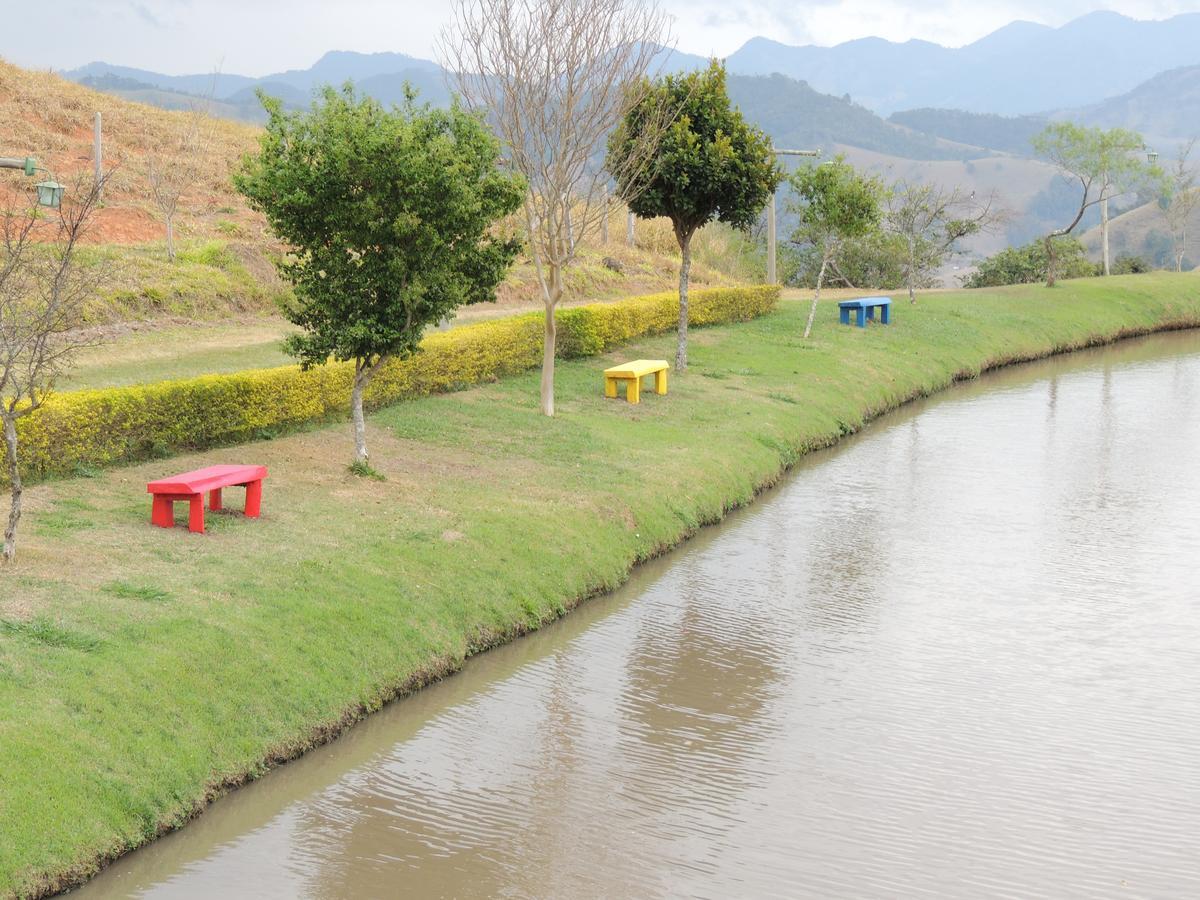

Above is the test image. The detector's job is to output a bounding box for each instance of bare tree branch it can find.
[439,0,672,415]
[1,172,107,561]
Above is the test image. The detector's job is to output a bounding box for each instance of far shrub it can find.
[787,230,909,291]
[1111,254,1151,275]
[964,237,1094,288]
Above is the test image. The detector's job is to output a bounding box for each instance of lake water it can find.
[74,330,1200,899]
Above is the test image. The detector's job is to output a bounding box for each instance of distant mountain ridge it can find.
[721,11,1200,115]
[63,11,1200,126]
[61,51,971,161]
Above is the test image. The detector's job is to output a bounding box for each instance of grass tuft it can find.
[0,618,101,653]
[101,581,172,603]
[348,460,387,481]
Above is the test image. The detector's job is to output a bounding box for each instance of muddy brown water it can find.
[72,331,1200,899]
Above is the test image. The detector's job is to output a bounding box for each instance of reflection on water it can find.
[76,332,1200,899]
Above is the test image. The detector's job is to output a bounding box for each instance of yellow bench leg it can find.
[626,376,640,404]
[655,369,668,395]
[604,376,617,399]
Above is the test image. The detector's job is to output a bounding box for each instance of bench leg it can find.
[839,307,849,325]
[856,307,866,328]
[655,369,668,395]
[187,494,205,534]
[626,376,640,404]
[867,306,876,321]
[604,376,618,399]
[244,480,263,519]
[209,488,223,511]
[151,495,175,528]
[881,305,891,325]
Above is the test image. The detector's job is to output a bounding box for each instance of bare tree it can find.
[886,182,1003,303]
[146,100,213,262]
[1,175,105,561]
[1162,139,1199,272]
[441,0,672,416]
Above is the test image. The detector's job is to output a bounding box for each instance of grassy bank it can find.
[1,273,1199,897]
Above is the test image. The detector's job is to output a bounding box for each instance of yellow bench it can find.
[604,359,669,404]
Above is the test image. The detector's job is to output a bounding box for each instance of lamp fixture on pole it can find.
[0,155,64,207]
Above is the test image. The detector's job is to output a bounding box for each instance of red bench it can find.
[147,464,268,534]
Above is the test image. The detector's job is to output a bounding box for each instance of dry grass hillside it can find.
[1079,199,1198,269]
[834,144,1060,257]
[0,58,262,244]
[0,59,756,330]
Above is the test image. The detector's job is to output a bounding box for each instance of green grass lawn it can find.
[2,273,1199,898]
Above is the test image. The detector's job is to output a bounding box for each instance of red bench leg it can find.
[209,488,223,511]
[187,494,205,534]
[244,480,263,519]
[151,495,175,528]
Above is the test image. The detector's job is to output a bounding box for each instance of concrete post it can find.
[94,112,103,198]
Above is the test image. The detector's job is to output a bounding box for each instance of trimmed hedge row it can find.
[16,285,779,481]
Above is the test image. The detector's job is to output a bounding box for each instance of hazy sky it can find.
[2,0,1198,76]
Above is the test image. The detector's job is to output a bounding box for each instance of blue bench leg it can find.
[840,307,849,325]
[881,305,891,324]
[856,307,866,328]
[867,306,876,321]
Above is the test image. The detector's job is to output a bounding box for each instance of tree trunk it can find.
[907,236,917,304]
[1045,235,1058,288]
[676,232,692,372]
[3,415,22,563]
[351,362,376,465]
[1177,250,1185,273]
[540,304,557,417]
[166,214,176,263]
[803,253,829,339]
[1100,176,1111,276]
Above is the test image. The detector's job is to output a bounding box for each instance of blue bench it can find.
[839,296,892,328]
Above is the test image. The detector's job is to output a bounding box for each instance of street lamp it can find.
[0,155,63,207]
[35,179,64,208]
[767,147,821,285]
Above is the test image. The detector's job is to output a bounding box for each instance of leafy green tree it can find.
[964,237,1094,288]
[608,60,780,370]
[235,86,524,467]
[787,156,884,338]
[1031,122,1161,284]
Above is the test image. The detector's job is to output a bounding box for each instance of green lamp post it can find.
[0,155,64,207]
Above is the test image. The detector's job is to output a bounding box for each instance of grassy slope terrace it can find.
[2,273,1199,897]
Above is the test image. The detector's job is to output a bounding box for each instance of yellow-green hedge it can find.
[15,285,779,480]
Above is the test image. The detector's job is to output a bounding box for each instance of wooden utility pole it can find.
[626,210,635,246]
[601,186,609,245]
[767,147,821,284]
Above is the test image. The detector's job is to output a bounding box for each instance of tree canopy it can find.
[787,156,884,338]
[608,59,779,369]
[1031,121,1160,284]
[235,85,524,465]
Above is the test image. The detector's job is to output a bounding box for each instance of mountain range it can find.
[41,10,1200,264]
[716,11,1200,116]
[64,11,1200,124]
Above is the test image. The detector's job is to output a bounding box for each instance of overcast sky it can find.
[1,0,1198,76]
